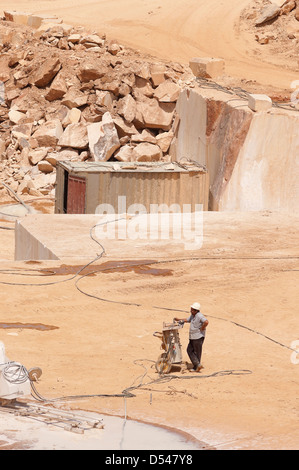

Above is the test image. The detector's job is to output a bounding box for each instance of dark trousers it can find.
[187,337,205,368]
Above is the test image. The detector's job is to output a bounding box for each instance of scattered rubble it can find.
[0,12,195,200]
[240,0,299,60]
[255,4,281,26]
[248,93,273,111]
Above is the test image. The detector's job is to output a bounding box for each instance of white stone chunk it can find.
[189,57,225,79]
[248,94,272,112]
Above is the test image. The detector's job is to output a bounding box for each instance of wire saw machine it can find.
[154,320,184,374]
[0,341,41,405]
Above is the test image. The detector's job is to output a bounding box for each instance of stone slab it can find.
[189,57,225,79]
[14,211,298,261]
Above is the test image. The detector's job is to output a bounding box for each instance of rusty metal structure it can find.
[55,161,209,215]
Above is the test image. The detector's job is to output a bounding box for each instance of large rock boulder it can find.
[88,112,120,161]
[136,97,176,131]
[45,72,67,101]
[153,80,181,102]
[31,57,61,88]
[77,61,109,82]
[116,94,137,123]
[58,123,89,149]
[61,87,88,109]
[255,4,280,25]
[114,144,134,162]
[32,119,63,147]
[132,142,163,161]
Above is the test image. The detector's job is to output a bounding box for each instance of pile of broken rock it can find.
[241,0,299,48]
[0,11,194,199]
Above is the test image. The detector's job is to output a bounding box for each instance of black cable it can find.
[0,216,128,287]
[0,252,297,286]
[73,260,299,355]
[0,216,297,353]
[152,305,299,354]
[195,77,299,112]
[73,253,298,308]
[28,363,253,404]
[0,215,297,406]
[0,182,31,212]
[0,221,106,287]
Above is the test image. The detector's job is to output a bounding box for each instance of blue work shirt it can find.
[187,312,207,340]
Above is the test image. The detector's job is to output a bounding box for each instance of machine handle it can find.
[153,332,163,338]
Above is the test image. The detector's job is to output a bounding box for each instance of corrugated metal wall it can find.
[55,164,65,214]
[55,163,209,214]
[88,171,209,213]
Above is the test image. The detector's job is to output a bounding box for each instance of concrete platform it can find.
[0,407,202,450]
[14,211,299,262]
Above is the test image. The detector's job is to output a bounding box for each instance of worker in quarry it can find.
[174,302,208,372]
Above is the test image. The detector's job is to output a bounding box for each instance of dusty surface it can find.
[0,0,298,96]
[0,204,298,450]
[0,405,202,450]
[0,0,298,451]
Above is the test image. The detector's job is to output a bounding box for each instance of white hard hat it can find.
[190,302,200,311]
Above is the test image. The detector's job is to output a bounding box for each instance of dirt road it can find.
[0,0,298,91]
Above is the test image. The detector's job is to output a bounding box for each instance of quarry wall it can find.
[172,86,299,213]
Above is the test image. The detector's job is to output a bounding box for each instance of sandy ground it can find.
[0,203,298,450]
[0,0,298,94]
[0,0,298,451]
